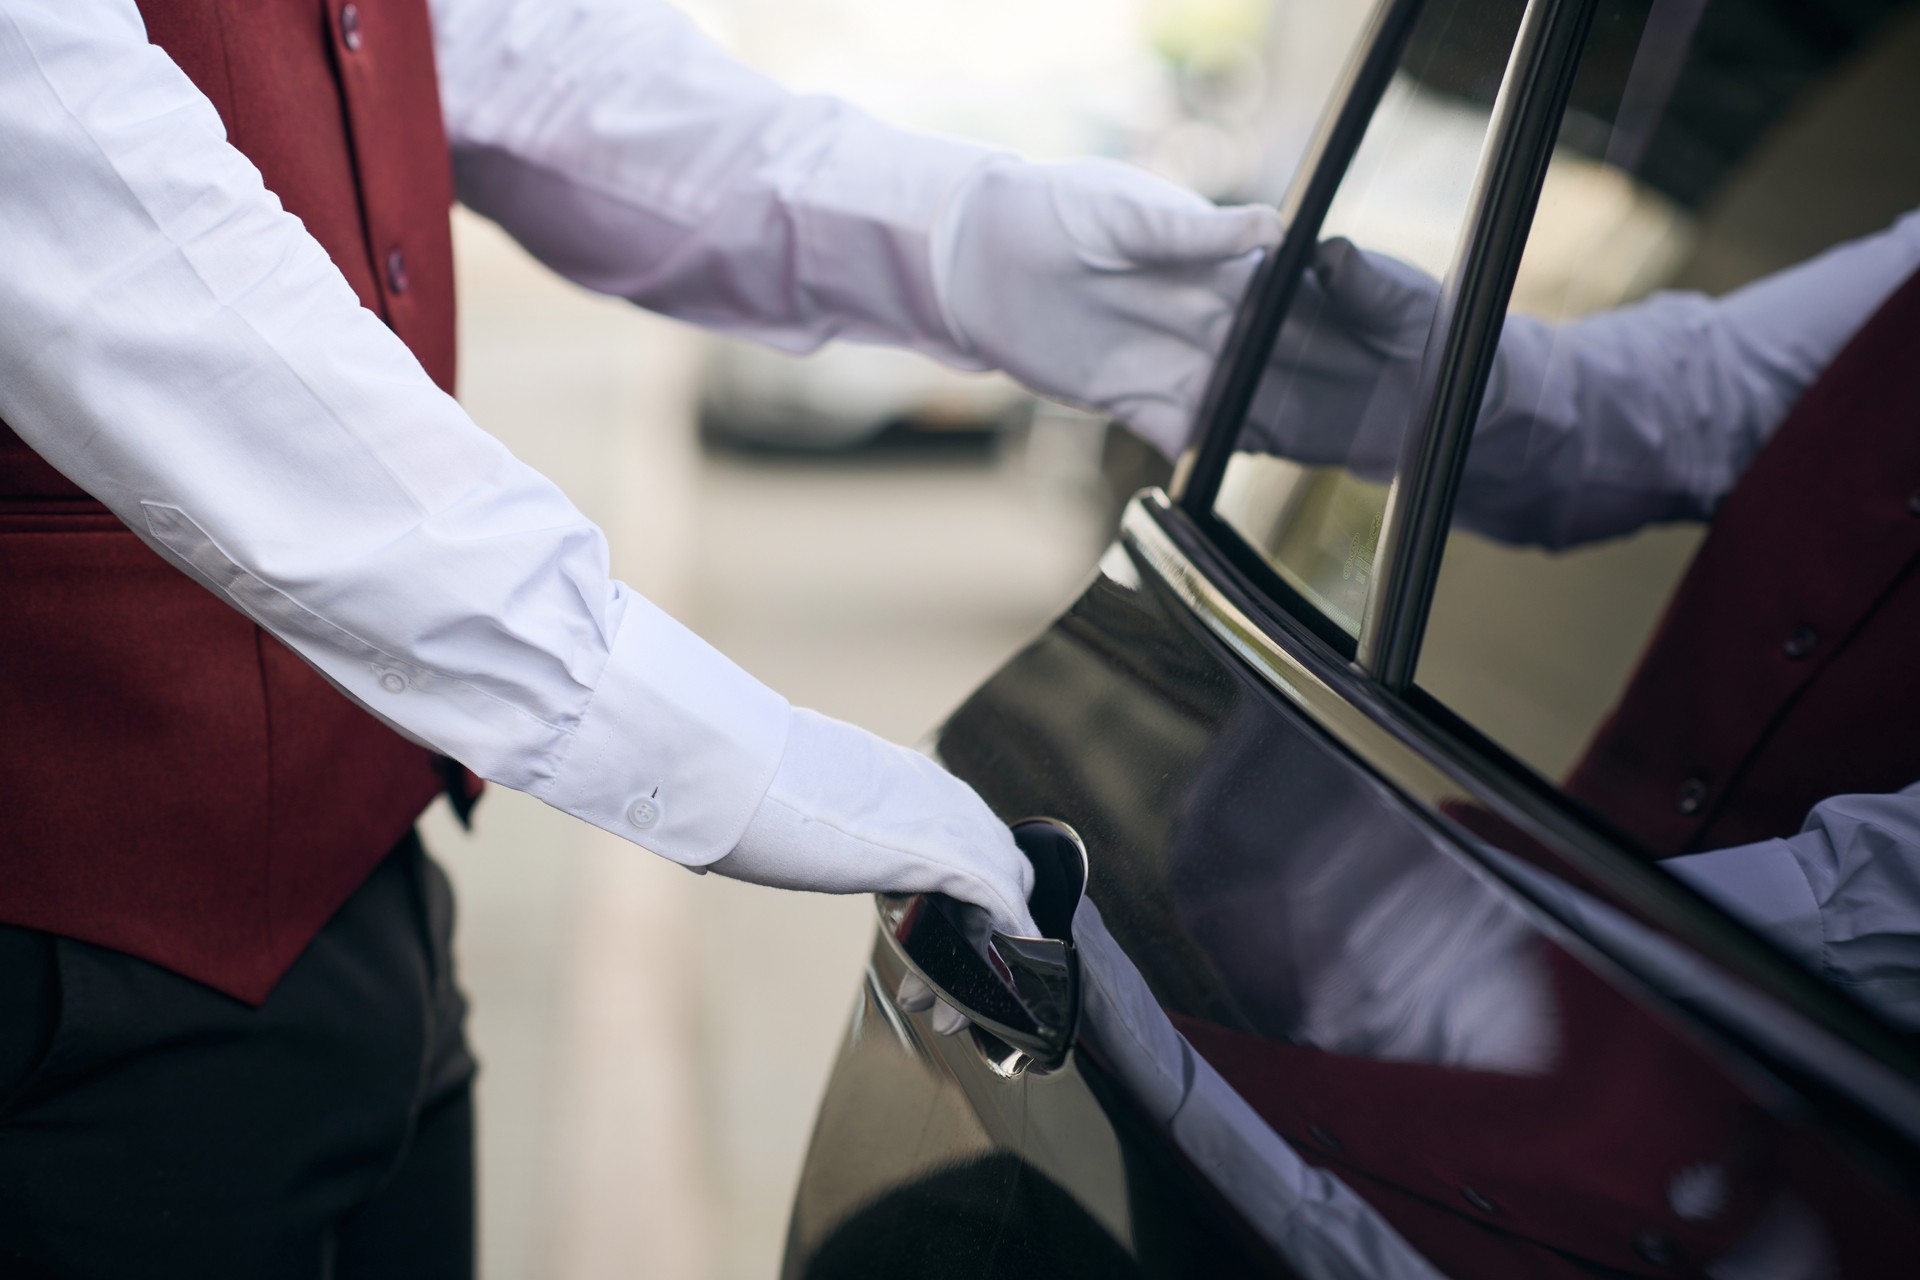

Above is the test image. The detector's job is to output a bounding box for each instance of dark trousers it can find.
[0,833,475,1278]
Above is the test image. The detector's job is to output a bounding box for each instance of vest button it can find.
[1782,625,1818,660]
[1633,1230,1680,1266]
[385,247,410,295]
[1459,1186,1498,1214]
[1667,1162,1729,1223]
[1677,776,1709,815]
[1908,489,1920,517]
[339,4,363,51]
[1307,1124,1342,1152]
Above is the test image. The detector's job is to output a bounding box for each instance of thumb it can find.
[1053,159,1280,268]
[1313,237,1443,346]
[1106,199,1283,269]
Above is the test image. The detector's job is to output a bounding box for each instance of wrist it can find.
[537,590,789,866]
[928,154,1027,366]
[794,109,1008,365]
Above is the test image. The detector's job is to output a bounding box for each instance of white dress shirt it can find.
[1255,207,1920,549]
[1461,205,1920,548]
[1249,207,1920,1028]
[1447,212,1920,1026]
[1469,215,1920,1029]
[0,0,1005,867]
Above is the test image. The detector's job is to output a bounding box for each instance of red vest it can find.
[1566,267,1920,856]
[1176,950,1774,1279]
[0,0,465,1003]
[1180,946,1916,1278]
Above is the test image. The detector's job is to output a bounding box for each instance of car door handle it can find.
[876,819,1087,1070]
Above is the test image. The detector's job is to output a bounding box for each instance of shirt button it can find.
[1459,1186,1498,1214]
[627,795,663,831]
[339,3,363,51]
[1677,776,1709,815]
[1781,626,1818,660]
[385,247,409,295]
[1667,1162,1729,1223]
[377,670,408,694]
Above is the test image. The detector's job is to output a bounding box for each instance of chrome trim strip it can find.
[1359,0,1599,684]
[1120,487,1920,1149]
[1125,491,1464,809]
[1175,0,1426,507]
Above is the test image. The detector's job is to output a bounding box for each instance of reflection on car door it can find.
[787,0,1920,1272]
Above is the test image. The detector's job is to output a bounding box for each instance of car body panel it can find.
[786,488,1920,1277]
[785,0,1920,1270]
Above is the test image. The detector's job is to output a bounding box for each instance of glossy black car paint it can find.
[784,0,1920,1272]
[785,538,1299,1279]
[788,492,1920,1277]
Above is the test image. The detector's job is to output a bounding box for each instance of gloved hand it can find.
[932,157,1282,458]
[1244,236,1450,480]
[710,707,1040,938]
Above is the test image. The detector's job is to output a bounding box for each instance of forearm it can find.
[1458,207,1920,548]
[0,0,786,864]
[430,0,1000,363]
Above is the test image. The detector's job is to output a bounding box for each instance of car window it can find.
[1208,0,1529,641]
[1412,0,1920,790]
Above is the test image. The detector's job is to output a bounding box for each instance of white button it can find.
[378,670,408,694]
[1668,1163,1729,1223]
[626,796,663,830]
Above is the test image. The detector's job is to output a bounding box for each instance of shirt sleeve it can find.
[1666,781,1920,1032]
[0,0,787,866]
[1456,206,1920,548]
[428,0,1000,364]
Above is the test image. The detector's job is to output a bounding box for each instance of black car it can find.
[783,0,1920,1274]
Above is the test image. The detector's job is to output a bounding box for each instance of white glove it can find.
[1245,237,1449,480]
[933,157,1281,458]
[710,707,1039,938]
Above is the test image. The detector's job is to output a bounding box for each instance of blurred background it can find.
[421,1,1374,1275]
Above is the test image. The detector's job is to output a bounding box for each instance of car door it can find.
[785,0,1920,1274]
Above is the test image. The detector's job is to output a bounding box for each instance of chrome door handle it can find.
[877,819,1087,1070]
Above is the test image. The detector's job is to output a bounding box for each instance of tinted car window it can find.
[1405,0,1920,1028]
[1209,0,1528,639]
[1415,0,1920,783]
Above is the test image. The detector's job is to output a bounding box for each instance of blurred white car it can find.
[697,343,1031,452]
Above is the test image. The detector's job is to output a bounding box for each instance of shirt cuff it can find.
[1665,839,1826,970]
[793,111,1006,364]
[540,593,790,866]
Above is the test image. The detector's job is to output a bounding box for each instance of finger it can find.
[896,971,936,1013]
[960,877,1039,940]
[1103,201,1282,269]
[1050,160,1281,269]
[1314,237,1442,351]
[931,1000,971,1037]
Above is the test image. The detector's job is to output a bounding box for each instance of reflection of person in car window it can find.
[1252,207,1920,1030]
[1163,706,1900,1278]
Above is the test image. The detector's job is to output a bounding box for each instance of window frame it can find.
[1175,0,1426,663]
[1144,0,1920,1142]
[1179,0,1595,690]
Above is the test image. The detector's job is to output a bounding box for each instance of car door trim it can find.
[1124,486,1920,1165]
[1175,0,1427,511]
[1358,0,1601,684]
